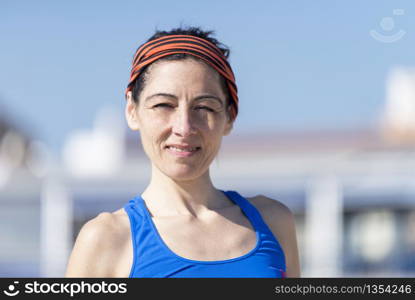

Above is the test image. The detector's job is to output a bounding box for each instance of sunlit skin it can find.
[125,58,234,216]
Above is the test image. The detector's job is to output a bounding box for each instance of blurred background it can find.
[1,0,415,277]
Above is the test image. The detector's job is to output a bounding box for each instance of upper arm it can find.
[64,212,125,278]
[250,195,301,278]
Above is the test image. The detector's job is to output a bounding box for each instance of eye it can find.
[153,103,174,109]
[195,106,215,112]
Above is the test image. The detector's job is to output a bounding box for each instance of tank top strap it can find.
[223,190,286,269]
[222,190,264,229]
[124,195,146,222]
[124,194,164,278]
[222,190,276,235]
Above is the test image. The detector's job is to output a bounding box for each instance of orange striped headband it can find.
[125,34,238,121]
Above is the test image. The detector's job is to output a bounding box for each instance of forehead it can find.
[143,58,223,92]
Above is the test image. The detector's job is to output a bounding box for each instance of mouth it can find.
[165,145,201,157]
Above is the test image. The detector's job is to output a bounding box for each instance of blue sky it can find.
[1,0,414,155]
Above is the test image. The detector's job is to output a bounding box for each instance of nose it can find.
[171,106,197,137]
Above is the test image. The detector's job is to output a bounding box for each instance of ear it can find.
[125,91,140,131]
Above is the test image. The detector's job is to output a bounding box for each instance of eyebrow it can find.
[145,93,177,102]
[145,93,224,106]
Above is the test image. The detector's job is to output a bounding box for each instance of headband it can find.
[125,34,238,120]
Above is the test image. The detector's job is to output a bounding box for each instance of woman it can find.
[65,26,300,278]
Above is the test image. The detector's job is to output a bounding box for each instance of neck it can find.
[141,164,233,217]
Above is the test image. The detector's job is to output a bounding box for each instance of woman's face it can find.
[126,58,233,181]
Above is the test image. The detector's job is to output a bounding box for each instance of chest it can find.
[149,207,258,261]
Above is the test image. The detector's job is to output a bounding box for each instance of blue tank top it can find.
[123,190,286,278]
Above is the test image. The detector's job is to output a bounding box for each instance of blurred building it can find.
[380,66,415,145]
[0,105,45,276]
[1,67,415,277]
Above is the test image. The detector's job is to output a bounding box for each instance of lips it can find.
[165,144,201,157]
[165,144,201,152]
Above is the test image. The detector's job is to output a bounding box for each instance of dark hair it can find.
[131,26,232,110]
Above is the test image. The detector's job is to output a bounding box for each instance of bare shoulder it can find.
[247,194,294,220]
[80,209,130,245]
[65,208,131,278]
[246,194,301,277]
[246,194,296,243]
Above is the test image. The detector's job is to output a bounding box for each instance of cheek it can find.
[205,114,228,136]
[139,110,167,134]
[139,122,166,153]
